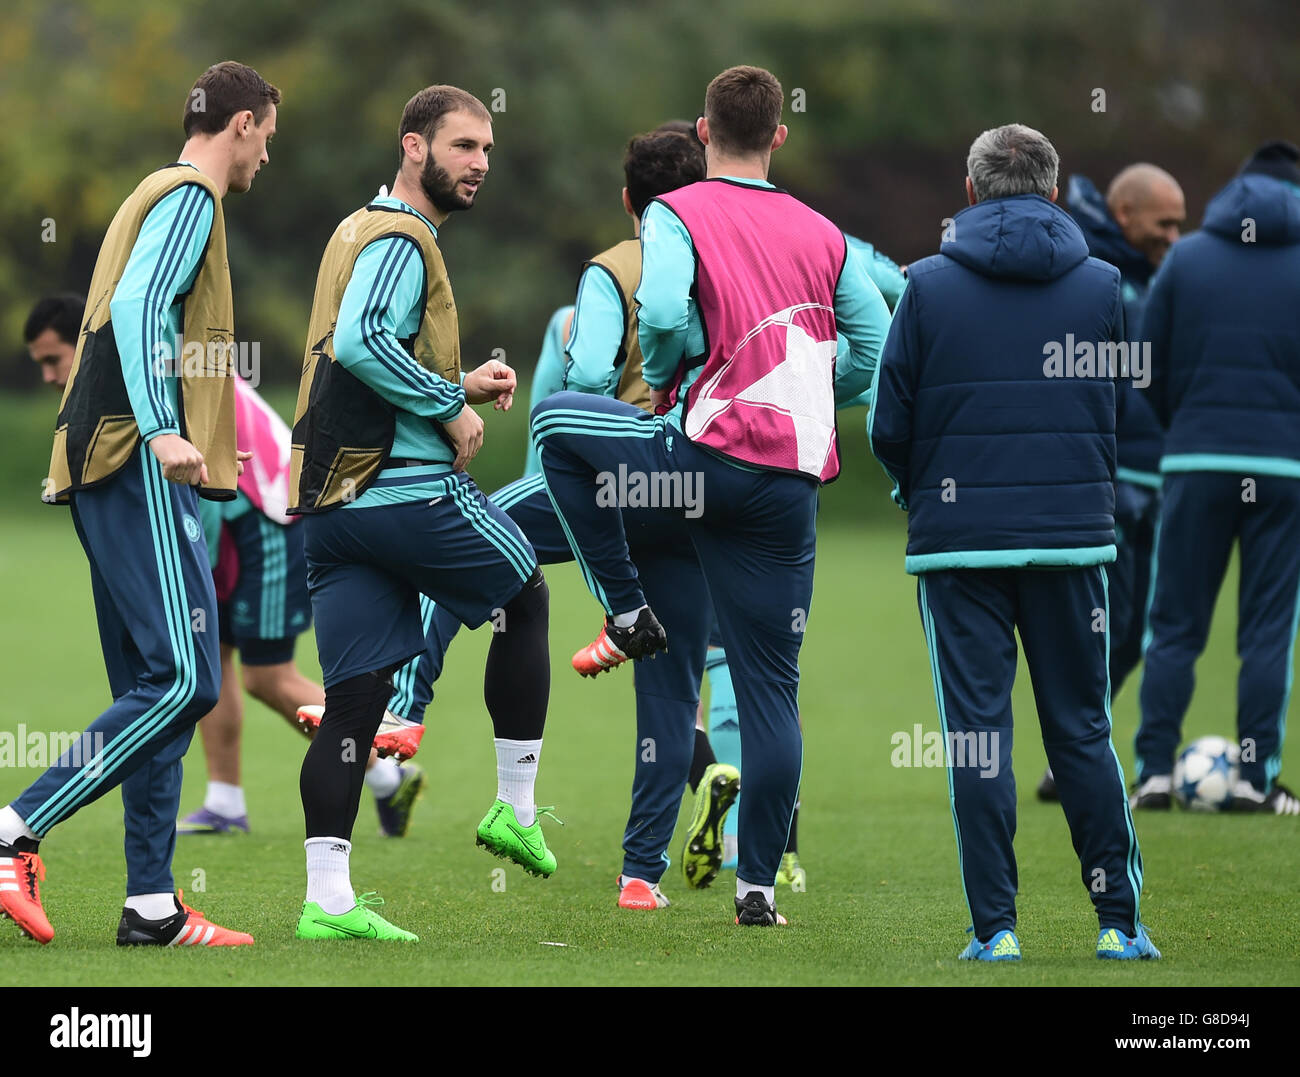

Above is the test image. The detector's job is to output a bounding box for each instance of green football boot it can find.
[295,892,418,941]
[775,851,807,890]
[376,762,426,838]
[475,800,559,877]
[681,763,740,890]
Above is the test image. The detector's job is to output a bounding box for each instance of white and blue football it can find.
[1173,735,1240,811]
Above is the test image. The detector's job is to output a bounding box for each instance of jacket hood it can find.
[942,193,1090,282]
[1202,174,1300,245]
[1066,174,1153,285]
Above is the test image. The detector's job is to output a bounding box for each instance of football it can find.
[1173,735,1241,811]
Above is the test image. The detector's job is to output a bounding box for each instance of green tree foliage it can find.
[3,0,1298,519]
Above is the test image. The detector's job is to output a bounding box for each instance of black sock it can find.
[0,836,39,855]
[688,727,716,792]
[484,569,550,740]
[785,804,799,854]
[301,666,396,840]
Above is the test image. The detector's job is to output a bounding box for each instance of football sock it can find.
[204,781,246,819]
[305,837,355,915]
[300,667,396,841]
[124,893,179,920]
[737,879,775,905]
[706,650,740,826]
[612,605,647,629]
[618,874,651,888]
[712,718,742,840]
[707,659,739,736]
[496,738,542,827]
[0,806,38,846]
[785,803,800,854]
[484,569,549,742]
[364,756,402,799]
[688,728,717,792]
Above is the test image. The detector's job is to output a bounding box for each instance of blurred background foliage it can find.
[2,0,1297,513]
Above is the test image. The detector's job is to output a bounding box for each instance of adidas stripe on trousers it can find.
[533,392,812,887]
[13,444,220,895]
[916,565,1143,940]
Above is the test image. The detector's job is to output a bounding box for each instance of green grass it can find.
[0,509,1296,986]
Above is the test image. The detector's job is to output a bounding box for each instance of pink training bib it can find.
[658,180,846,482]
[233,375,294,525]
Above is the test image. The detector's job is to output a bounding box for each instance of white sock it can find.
[737,878,775,905]
[364,756,402,798]
[496,738,541,826]
[618,874,652,889]
[385,710,420,727]
[204,781,246,819]
[305,837,354,915]
[0,806,38,846]
[124,892,180,920]
[612,606,646,629]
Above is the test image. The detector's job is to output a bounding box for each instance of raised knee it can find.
[505,567,549,622]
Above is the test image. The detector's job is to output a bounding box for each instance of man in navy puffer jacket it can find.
[1037,164,1185,803]
[870,123,1157,961]
[1133,141,1300,816]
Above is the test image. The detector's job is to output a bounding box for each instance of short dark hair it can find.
[398,85,491,160]
[625,132,705,217]
[654,119,704,149]
[24,294,85,346]
[184,61,280,137]
[704,65,783,155]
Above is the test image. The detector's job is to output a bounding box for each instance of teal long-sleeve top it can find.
[331,196,466,484]
[564,265,626,397]
[109,164,215,444]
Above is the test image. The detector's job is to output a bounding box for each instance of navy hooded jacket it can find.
[1068,175,1165,486]
[1143,174,1300,476]
[869,193,1121,574]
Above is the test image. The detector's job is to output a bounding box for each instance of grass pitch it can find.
[0,506,1297,987]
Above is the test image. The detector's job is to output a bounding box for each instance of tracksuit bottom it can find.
[1137,471,1300,789]
[382,472,711,884]
[13,445,220,895]
[916,565,1143,940]
[533,392,812,887]
[1109,480,1159,694]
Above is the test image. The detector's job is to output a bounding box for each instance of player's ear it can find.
[231,109,254,138]
[966,176,977,206]
[696,116,710,146]
[400,132,425,165]
[1048,184,1059,204]
[622,187,634,219]
[770,124,788,152]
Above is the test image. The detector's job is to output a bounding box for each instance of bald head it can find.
[1106,163,1186,267]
